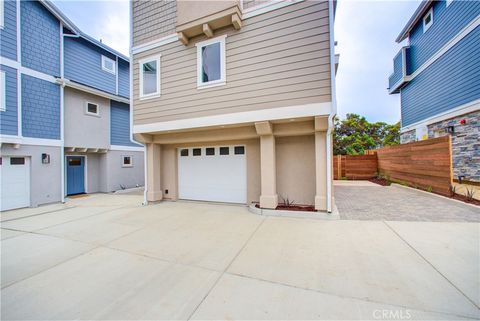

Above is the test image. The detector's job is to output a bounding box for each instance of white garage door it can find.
[0,156,31,211]
[178,146,247,204]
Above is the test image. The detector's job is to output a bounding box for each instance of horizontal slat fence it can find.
[333,155,377,180]
[375,136,452,196]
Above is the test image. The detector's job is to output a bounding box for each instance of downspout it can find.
[60,22,65,203]
[326,114,334,213]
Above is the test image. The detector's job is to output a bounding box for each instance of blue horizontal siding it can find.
[401,26,480,127]
[110,100,140,146]
[0,0,17,60]
[118,59,129,98]
[408,0,480,73]
[22,75,60,139]
[389,50,404,89]
[0,65,18,135]
[64,37,116,94]
[21,0,60,76]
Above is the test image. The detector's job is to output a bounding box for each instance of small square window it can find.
[180,149,189,157]
[196,35,226,88]
[423,8,433,33]
[122,156,133,167]
[219,147,229,155]
[86,102,99,116]
[206,147,215,156]
[234,146,245,155]
[102,55,116,75]
[69,158,81,166]
[10,157,25,165]
[193,148,201,156]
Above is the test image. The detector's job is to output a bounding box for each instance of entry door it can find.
[178,146,247,204]
[66,156,85,195]
[0,157,31,211]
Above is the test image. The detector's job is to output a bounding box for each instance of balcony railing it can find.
[388,46,410,94]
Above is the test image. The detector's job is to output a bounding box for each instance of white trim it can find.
[422,7,433,33]
[115,56,119,95]
[133,102,333,133]
[16,0,21,137]
[242,0,304,19]
[0,57,57,83]
[446,0,453,7]
[60,21,65,203]
[0,0,4,29]
[101,55,116,75]
[110,145,144,152]
[121,155,133,168]
[401,99,480,132]
[0,71,5,111]
[196,35,227,89]
[143,144,147,205]
[57,78,129,104]
[85,101,100,116]
[131,34,178,55]
[0,135,63,146]
[139,54,161,99]
[129,0,141,147]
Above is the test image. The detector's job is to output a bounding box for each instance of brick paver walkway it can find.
[335,183,480,222]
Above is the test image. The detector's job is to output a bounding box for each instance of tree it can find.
[333,114,400,155]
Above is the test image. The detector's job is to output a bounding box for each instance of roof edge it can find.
[395,1,431,43]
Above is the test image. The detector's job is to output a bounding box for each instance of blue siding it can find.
[110,100,139,146]
[401,26,480,127]
[21,1,60,76]
[0,0,17,60]
[22,75,60,139]
[64,37,116,94]
[389,50,404,89]
[0,65,18,135]
[118,59,129,98]
[408,0,480,73]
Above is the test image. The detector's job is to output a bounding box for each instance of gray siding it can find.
[133,1,332,125]
[132,0,177,47]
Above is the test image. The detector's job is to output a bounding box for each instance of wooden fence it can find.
[375,136,453,196]
[333,155,378,180]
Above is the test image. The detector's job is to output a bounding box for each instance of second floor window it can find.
[139,55,161,99]
[423,8,433,33]
[196,35,226,89]
[102,56,116,75]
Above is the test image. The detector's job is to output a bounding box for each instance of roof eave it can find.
[395,1,432,43]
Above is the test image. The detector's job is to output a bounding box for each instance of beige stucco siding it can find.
[133,0,331,125]
[132,0,177,47]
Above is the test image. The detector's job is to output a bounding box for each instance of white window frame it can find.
[423,7,433,33]
[0,71,6,112]
[196,35,227,89]
[101,55,116,75]
[0,0,4,29]
[139,54,161,99]
[85,101,100,116]
[446,0,453,7]
[122,155,133,168]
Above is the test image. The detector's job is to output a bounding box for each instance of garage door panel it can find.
[178,147,246,204]
[0,157,31,211]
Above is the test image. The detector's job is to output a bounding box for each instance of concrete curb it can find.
[248,203,340,220]
[391,183,479,209]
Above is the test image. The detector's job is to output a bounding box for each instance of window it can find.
[193,148,201,156]
[423,8,433,33]
[0,0,4,29]
[122,156,133,167]
[234,146,245,155]
[85,102,99,116]
[196,35,226,88]
[10,157,25,165]
[101,55,116,75]
[68,158,81,166]
[219,147,229,155]
[0,71,5,111]
[180,149,189,157]
[139,55,161,99]
[446,0,453,7]
[206,147,215,156]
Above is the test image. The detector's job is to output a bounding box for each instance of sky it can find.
[52,0,421,124]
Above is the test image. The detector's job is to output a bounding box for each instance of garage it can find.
[0,156,31,211]
[178,145,247,204]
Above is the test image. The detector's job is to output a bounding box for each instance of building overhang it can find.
[396,1,432,43]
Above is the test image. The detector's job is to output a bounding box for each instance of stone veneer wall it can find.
[427,110,479,182]
[400,129,416,143]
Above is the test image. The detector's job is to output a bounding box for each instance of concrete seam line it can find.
[383,221,480,310]
[186,216,268,320]
[223,271,477,320]
[0,206,77,223]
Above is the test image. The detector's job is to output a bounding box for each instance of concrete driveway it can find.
[1,194,479,320]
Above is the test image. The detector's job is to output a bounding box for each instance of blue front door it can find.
[66,156,85,195]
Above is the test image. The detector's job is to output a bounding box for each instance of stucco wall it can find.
[104,150,145,192]
[1,144,62,207]
[64,87,110,149]
[276,135,316,205]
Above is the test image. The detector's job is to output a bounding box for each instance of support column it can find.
[314,117,328,211]
[259,135,278,209]
[146,143,163,202]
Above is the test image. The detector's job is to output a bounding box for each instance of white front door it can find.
[0,156,31,211]
[178,146,247,204]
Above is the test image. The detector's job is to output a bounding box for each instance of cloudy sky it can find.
[53,0,421,124]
